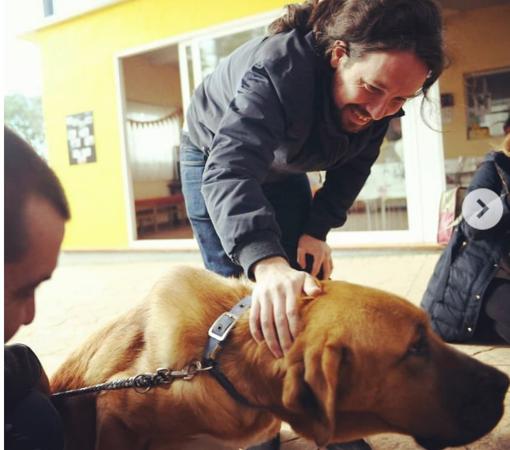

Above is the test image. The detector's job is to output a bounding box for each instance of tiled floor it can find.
[11,249,510,449]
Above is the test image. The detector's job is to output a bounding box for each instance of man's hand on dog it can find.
[251,255,323,358]
[297,234,333,279]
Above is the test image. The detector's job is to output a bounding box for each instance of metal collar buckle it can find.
[208,312,238,341]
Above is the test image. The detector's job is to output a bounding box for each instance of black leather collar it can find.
[202,296,261,408]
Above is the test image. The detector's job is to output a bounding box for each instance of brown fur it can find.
[52,266,509,450]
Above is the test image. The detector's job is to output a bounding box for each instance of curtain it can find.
[126,111,181,181]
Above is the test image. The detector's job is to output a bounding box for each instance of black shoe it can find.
[326,439,372,450]
[246,433,280,450]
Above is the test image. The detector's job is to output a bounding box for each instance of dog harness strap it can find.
[208,365,258,408]
[202,296,260,408]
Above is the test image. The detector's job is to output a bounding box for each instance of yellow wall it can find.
[123,55,181,107]
[30,0,286,249]
[440,5,510,158]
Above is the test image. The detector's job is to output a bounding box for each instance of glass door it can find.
[179,22,270,115]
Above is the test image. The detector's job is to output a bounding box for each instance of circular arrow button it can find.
[462,188,503,230]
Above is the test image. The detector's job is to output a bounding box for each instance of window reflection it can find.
[199,27,266,79]
[338,117,409,231]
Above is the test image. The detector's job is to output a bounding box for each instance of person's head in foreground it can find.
[4,127,70,342]
[270,0,445,132]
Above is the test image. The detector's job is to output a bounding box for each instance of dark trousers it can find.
[477,278,510,344]
[180,133,312,277]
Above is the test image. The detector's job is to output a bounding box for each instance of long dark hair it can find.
[269,0,446,97]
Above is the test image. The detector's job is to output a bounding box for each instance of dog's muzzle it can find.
[415,363,509,450]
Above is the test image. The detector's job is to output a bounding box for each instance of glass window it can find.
[465,67,510,139]
[46,0,113,18]
[310,118,409,232]
[198,26,267,79]
[338,118,409,231]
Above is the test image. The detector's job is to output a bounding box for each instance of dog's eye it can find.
[406,337,429,358]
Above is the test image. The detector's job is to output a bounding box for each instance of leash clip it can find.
[169,360,213,381]
[182,360,213,380]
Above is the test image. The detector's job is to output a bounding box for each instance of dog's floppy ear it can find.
[282,340,342,446]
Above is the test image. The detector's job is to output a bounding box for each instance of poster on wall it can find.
[66,111,97,165]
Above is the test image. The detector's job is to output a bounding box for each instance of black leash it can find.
[51,361,212,399]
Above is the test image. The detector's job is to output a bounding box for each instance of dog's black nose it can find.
[493,368,509,392]
[457,363,509,437]
[478,364,509,395]
[414,436,446,450]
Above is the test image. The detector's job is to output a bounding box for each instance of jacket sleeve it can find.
[4,344,50,411]
[201,63,288,277]
[460,152,510,240]
[304,123,388,240]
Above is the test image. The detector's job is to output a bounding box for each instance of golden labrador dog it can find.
[52,266,508,450]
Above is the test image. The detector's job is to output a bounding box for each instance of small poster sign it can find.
[66,111,96,165]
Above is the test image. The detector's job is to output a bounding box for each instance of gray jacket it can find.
[186,30,401,275]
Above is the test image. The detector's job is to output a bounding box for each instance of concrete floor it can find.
[11,249,510,449]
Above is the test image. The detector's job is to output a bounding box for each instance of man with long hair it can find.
[181,1,446,448]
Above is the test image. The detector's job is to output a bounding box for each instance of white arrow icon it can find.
[462,188,504,230]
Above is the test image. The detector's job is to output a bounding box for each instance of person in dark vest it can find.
[4,126,70,450]
[422,134,510,344]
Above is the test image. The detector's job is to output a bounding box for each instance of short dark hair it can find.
[269,0,446,98]
[4,126,70,263]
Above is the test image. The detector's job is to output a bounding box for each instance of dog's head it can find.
[280,281,508,448]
